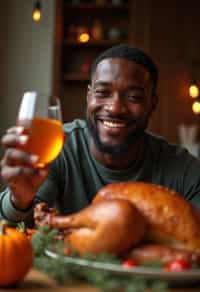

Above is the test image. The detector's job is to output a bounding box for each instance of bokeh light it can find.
[192,100,200,114]
[189,84,199,98]
[78,33,90,43]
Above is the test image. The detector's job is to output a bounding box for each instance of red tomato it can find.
[63,246,71,256]
[164,258,192,272]
[122,259,139,268]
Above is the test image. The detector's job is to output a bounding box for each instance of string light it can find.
[33,1,42,22]
[189,84,199,99]
[192,100,200,114]
[78,32,90,43]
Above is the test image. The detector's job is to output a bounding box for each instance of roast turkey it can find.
[34,198,146,255]
[34,182,200,263]
[94,182,200,254]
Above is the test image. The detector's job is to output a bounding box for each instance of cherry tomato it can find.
[63,246,71,256]
[122,259,139,268]
[164,258,192,272]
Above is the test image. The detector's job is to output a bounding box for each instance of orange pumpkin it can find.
[0,220,33,286]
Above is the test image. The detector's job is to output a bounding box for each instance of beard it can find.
[86,115,149,155]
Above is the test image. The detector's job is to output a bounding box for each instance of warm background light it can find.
[189,84,199,98]
[33,10,41,21]
[192,100,200,114]
[33,1,41,22]
[78,33,90,43]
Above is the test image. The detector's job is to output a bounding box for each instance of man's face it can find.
[86,58,157,155]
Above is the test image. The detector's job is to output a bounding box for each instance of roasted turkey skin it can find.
[34,199,146,256]
[93,182,200,254]
[125,243,200,265]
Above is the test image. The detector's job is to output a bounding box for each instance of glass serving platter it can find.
[45,249,200,285]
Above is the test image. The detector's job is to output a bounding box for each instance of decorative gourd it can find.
[0,220,33,286]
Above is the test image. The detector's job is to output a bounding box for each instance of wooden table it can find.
[1,269,200,292]
[0,270,96,292]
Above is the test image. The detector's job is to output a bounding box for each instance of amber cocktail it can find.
[17,92,64,167]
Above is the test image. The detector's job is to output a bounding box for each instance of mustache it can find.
[96,114,134,122]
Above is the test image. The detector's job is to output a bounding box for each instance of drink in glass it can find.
[17,92,64,167]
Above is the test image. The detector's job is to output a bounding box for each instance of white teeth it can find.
[103,120,126,128]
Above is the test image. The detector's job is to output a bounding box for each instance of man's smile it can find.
[101,119,128,128]
[97,118,131,136]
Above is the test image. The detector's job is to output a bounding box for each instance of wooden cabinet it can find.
[55,0,131,122]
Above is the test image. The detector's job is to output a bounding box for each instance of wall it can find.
[0,0,199,148]
[0,0,56,157]
[130,0,200,143]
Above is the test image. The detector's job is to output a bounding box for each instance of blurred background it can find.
[0,0,200,159]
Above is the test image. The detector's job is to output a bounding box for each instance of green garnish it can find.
[32,226,168,292]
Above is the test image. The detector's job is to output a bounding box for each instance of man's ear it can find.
[86,84,92,103]
[150,93,158,113]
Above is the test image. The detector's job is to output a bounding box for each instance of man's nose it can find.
[104,93,127,114]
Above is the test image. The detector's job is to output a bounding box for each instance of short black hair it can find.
[91,44,158,94]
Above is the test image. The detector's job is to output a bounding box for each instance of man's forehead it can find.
[95,57,137,70]
[92,58,150,83]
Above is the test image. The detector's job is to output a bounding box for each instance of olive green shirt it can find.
[0,119,200,226]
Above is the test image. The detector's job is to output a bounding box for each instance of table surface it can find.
[1,269,200,292]
[0,270,97,292]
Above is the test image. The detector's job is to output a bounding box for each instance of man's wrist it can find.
[10,194,34,211]
[0,189,34,223]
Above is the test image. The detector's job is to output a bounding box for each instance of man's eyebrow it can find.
[127,85,145,91]
[92,82,145,92]
[93,81,110,88]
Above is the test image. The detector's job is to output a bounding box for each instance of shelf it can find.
[64,39,127,47]
[64,3,129,12]
[59,0,131,120]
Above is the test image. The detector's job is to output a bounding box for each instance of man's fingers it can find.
[0,148,38,167]
[1,126,28,148]
[1,133,28,148]
[6,126,24,134]
[1,165,48,182]
[1,165,37,181]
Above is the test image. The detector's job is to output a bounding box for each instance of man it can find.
[0,44,200,226]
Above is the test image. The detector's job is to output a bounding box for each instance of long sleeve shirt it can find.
[0,119,200,227]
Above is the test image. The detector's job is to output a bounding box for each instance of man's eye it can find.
[128,95,144,103]
[95,90,110,97]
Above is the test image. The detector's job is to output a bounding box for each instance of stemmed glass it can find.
[16,91,64,168]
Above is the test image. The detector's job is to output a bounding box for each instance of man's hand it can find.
[0,126,48,210]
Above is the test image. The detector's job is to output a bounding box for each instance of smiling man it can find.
[0,44,200,226]
[86,56,157,168]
